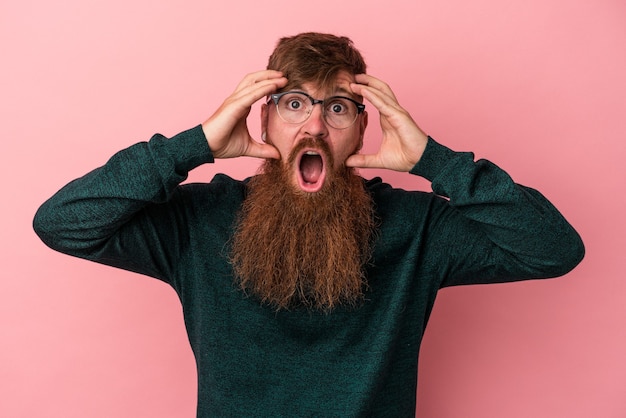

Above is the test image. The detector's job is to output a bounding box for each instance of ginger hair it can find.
[267,32,367,93]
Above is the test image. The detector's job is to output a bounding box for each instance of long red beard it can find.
[230,139,376,312]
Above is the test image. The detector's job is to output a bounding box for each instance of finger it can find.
[222,78,287,121]
[353,74,398,101]
[233,71,287,98]
[345,153,383,169]
[351,77,399,117]
[352,84,399,118]
[232,76,288,107]
[236,70,285,90]
[244,140,280,160]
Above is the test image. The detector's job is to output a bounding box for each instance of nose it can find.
[302,103,329,138]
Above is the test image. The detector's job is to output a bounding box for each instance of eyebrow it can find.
[332,86,354,97]
[290,84,357,100]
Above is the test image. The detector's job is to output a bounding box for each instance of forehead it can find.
[299,71,357,97]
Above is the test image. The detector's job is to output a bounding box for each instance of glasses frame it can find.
[268,91,366,130]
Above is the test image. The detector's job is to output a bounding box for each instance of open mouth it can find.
[297,149,327,193]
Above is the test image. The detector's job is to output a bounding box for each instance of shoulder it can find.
[364,176,442,214]
[173,173,248,211]
[364,176,456,259]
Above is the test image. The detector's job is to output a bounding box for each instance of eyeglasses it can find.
[268,91,366,130]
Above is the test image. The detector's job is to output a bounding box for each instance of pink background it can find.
[2,0,624,416]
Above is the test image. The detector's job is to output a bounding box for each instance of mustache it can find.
[286,137,335,169]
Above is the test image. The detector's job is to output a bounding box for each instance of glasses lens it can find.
[276,92,312,124]
[324,97,358,129]
[275,92,361,129]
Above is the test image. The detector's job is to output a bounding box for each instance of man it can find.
[34,32,584,417]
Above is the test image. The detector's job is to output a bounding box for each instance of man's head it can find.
[261,32,369,194]
[231,33,376,312]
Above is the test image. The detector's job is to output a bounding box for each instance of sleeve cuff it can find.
[409,136,460,182]
[158,124,215,174]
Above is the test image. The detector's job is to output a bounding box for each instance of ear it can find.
[356,111,368,151]
[261,103,269,137]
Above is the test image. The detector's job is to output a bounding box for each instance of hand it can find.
[345,74,428,172]
[201,70,287,159]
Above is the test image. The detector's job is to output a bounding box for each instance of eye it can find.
[326,99,349,115]
[286,97,304,111]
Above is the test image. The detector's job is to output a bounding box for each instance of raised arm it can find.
[33,70,287,279]
[349,74,584,285]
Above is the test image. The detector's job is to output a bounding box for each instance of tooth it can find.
[305,151,319,155]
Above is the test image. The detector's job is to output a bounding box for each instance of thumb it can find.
[345,153,382,169]
[245,140,280,160]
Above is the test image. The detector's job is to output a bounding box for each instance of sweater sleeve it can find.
[410,136,585,287]
[33,125,214,281]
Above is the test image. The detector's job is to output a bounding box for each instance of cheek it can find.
[332,134,361,161]
[266,119,290,156]
[268,132,300,162]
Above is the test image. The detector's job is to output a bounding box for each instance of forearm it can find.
[412,137,585,284]
[33,125,212,258]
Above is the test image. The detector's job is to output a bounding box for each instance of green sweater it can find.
[34,125,584,417]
